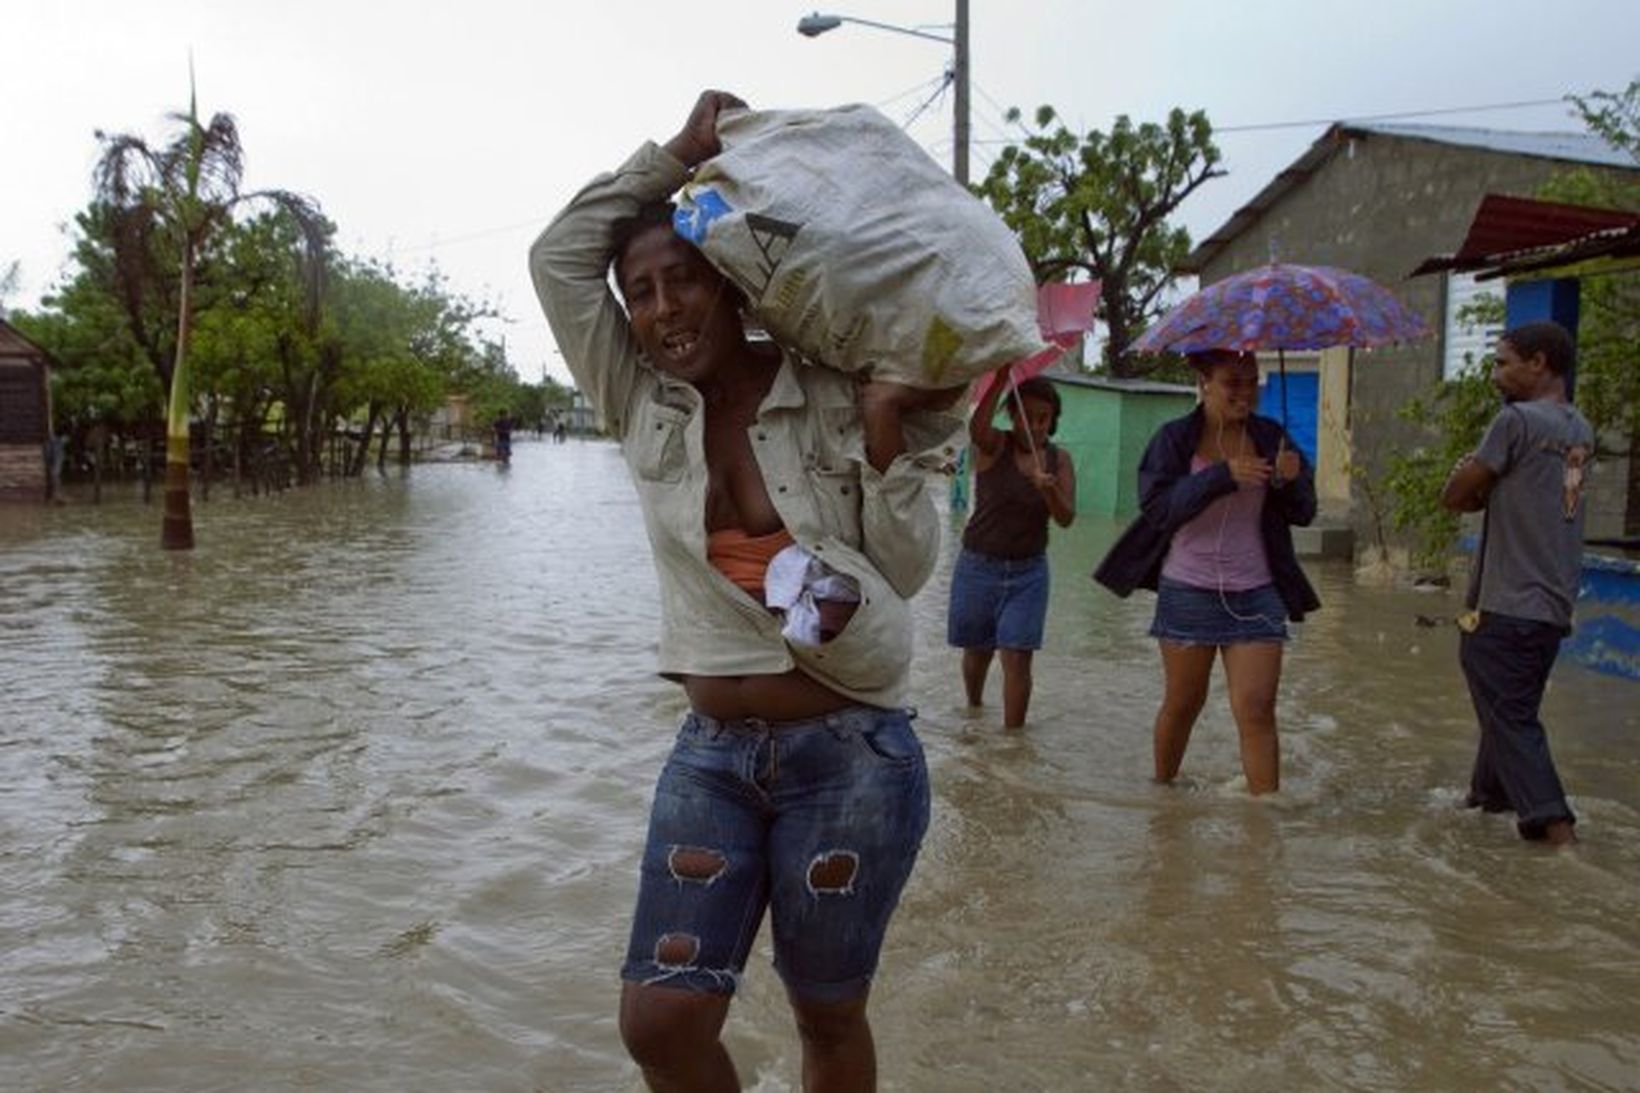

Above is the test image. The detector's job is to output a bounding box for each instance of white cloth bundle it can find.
[764,544,861,647]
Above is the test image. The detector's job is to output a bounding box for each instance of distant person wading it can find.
[947,370,1076,729]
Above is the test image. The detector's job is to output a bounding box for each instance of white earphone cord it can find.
[1214,419,1286,629]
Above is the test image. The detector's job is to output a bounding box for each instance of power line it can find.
[874,74,951,112]
[385,97,1583,258]
[967,86,1026,146]
[390,219,543,254]
[901,73,953,130]
[963,95,1578,147]
[963,93,1573,141]
[972,82,1033,137]
[1215,97,1570,133]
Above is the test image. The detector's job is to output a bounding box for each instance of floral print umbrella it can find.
[1134,262,1426,354]
[1133,262,1427,425]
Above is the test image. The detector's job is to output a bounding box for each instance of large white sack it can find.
[674,104,1045,389]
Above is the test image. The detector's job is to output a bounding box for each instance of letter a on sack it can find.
[746,213,800,283]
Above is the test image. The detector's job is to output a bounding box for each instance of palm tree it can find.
[94,68,326,549]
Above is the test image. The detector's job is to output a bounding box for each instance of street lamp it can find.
[795,3,970,186]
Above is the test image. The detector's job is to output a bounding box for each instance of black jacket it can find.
[1093,406,1322,621]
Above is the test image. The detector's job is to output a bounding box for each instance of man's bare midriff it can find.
[684,670,856,722]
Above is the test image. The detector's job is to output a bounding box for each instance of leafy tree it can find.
[380,268,493,466]
[1537,78,1640,533]
[322,258,420,474]
[92,74,326,547]
[15,283,163,431]
[1571,79,1640,161]
[319,261,492,470]
[190,211,351,486]
[975,105,1223,377]
[510,375,574,434]
[22,89,527,495]
[13,239,167,489]
[460,340,526,426]
[188,213,322,491]
[1379,295,1504,570]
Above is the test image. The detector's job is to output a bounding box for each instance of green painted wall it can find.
[1048,377,1196,519]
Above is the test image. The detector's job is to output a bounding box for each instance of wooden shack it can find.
[0,319,55,501]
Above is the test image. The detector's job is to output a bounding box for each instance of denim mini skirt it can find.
[1149,577,1289,645]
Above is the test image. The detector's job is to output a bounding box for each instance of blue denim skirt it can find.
[1149,578,1289,645]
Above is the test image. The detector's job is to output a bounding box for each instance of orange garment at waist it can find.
[707,527,796,600]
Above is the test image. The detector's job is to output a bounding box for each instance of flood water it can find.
[3,439,1638,1093]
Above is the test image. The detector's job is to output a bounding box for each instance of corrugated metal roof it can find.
[1411,193,1640,280]
[0,319,53,362]
[1049,372,1195,396]
[1182,122,1637,274]
[1348,123,1635,169]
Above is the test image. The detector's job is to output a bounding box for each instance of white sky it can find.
[4,0,1636,385]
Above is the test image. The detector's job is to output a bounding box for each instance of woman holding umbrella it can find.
[949,365,1077,729]
[1094,350,1319,793]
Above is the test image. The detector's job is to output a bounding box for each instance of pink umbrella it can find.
[967,280,1099,469]
[970,280,1100,404]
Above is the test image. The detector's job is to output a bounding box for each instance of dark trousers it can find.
[1459,612,1575,839]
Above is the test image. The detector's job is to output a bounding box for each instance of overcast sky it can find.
[4,0,1636,384]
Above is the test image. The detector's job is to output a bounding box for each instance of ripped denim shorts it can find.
[621,706,930,1004]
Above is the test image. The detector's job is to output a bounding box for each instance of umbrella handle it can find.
[1278,348,1289,429]
[1005,375,1044,475]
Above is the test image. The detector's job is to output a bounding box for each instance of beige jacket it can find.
[529,141,962,707]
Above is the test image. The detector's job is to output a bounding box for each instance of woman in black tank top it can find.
[947,372,1077,728]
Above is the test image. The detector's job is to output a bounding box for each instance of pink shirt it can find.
[1160,456,1273,591]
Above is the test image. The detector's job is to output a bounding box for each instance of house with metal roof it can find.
[1181,121,1638,555]
[0,319,56,502]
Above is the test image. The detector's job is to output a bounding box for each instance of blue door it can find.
[1260,371,1318,464]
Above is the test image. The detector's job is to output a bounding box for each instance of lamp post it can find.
[796,2,970,186]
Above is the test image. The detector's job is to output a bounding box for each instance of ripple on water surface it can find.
[2,442,1637,1091]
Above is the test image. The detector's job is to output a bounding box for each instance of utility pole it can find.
[953,0,970,186]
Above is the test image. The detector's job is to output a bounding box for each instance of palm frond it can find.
[92,132,160,208]
[241,188,331,330]
[200,112,245,195]
[157,108,245,207]
[108,202,161,346]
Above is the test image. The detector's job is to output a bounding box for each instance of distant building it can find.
[427,393,475,441]
[0,320,55,502]
[1182,122,1639,547]
[562,388,598,435]
[1046,373,1195,519]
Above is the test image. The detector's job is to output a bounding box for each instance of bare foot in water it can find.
[1542,819,1578,846]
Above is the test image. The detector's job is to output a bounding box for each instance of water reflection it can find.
[2,440,1637,1092]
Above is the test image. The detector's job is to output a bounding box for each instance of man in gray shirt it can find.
[1442,321,1594,845]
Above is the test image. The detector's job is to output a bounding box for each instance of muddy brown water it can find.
[3,439,1637,1092]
